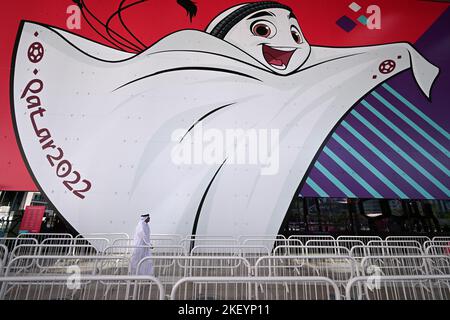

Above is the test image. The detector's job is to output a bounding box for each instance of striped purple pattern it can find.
[300,8,450,200]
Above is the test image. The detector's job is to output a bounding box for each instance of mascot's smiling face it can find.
[207,5,311,75]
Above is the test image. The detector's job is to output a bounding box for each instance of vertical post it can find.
[401,200,411,233]
[5,192,19,236]
[347,198,356,234]
[410,200,423,233]
[424,201,440,233]
[296,198,301,233]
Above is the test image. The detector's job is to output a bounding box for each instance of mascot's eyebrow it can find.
[289,12,296,20]
[246,11,275,20]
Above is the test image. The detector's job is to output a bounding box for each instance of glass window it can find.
[362,199,382,218]
[389,200,404,216]
[280,197,450,236]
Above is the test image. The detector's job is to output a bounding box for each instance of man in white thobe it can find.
[130,214,154,275]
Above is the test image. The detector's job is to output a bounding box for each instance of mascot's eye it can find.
[291,26,302,44]
[251,21,276,38]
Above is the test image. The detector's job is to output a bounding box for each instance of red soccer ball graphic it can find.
[27,42,44,63]
[379,59,396,74]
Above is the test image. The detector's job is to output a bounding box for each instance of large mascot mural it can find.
[6,0,448,238]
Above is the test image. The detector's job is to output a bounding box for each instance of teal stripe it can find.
[323,146,382,198]
[306,178,329,197]
[361,99,449,176]
[372,90,450,157]
[341,121,434,198]
[333,133,407,198]
[314,161,356,197]
[382,83,450,140]
[351,110,449,197]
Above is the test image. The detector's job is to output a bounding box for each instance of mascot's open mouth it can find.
[262,45,296,70]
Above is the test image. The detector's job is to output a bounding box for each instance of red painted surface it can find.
[0,0,447,191]
[19,205,46,233]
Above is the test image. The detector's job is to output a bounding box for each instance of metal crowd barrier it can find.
[424,240,443,249]
[361,255,449,277]
[288,235,334,244]
[0,233,449,300]
[432,236,450,242]
[170,276,341,300]
[272,245,351,256]
[336,236,383,245]
[304,245,351,256]
[0,275,164,300]
[336,240,366,251]
[136,255,252,296]
[274,245,349,256]
[104,245,187,257]
[385,236,431,246]
[242,239,302,252]
[272,245,304,256]
[305,240,362,255]
[41,238,111,252]
[190,245,270,274]
[76,233,129,241]
[424,242,450,255]
[368,240,423,249]
[113,235,182,247]
[0,238,38,265]
[426,255,450,275]
[181,238,239,253]
[10,244,102,259]
[350,245,424,262]
[345,275,450,300]
[182,235,236,247]
[254,255,359,296]
[0,237,38,250]
[360,255,432,277]
[17,233,73,243]
[5,255,130,276]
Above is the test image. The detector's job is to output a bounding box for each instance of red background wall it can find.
[0,0,447,191]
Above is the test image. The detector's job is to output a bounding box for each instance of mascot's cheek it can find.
[288,48,310,70]
[241,46,270,67]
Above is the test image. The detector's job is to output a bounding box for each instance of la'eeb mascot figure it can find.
[12,2,438,243]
